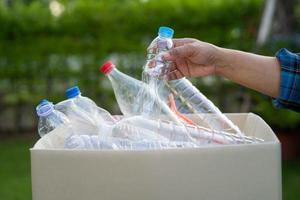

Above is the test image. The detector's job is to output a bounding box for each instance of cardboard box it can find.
[30,113,282,200]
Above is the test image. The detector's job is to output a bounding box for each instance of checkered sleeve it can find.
[273,48,300,112]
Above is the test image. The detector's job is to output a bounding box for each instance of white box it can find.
[30,113,282,200]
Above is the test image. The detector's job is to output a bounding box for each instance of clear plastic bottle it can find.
[145,26,242,135]
[36,99,71,137]
[64,116,263,150]
[111,118,169,142]
[65,135,109,150]
[64,117,172,150]
[55,96,101,136]
[65,134,198,150]
[121,116,263,145]
[166,79,241,134]
[99,60,181,124]
[65,86,116,125]
[145,26,174,77]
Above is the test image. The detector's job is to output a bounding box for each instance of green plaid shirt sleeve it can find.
[273,48,300,112]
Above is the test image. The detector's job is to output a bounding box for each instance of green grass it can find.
[0,138,299,200]
[0,137,35,200]
[282,160,300,199]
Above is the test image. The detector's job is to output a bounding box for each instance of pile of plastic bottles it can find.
[35,27,263,150]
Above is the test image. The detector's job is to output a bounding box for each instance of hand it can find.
[162,38,222,80]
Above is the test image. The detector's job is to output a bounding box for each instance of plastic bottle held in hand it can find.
[36,99,70,137]
[145,26,174,77]
[142,27,187,119]
[65,86,116,124]
[146,26,242,135]
[99,60,181,124]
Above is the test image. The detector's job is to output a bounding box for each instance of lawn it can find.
[0,137,299,200]
[0,137,34,200]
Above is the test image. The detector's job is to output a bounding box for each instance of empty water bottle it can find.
[166,79,241,134]
[55,96,101,136]
[121,116,263,145]
[65,135,116,150]
[99,60,181,124]
[36,99,70,137]
[65,134,198,150]
[145,26,174,77]
[111,119,169,142]
[65,86,116,124]
[64,118,171,150]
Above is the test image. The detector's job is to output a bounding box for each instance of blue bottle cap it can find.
[158,26,174,38]
[66,86,81,99]
[36,101,54,117]
[39,99,49,106]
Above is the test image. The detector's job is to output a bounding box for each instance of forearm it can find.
[215,48,281,98]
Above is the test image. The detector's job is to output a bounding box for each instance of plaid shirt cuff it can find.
[273,48,300,112]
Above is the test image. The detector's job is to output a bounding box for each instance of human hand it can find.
[162,38,222,80]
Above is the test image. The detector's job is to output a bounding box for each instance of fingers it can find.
[172,38,198,47]
[167,68,184,80]
[162,52,173,61]
[147,38,195,54]
[146,59,156,68]
[163,44,195,62]
[166,62,185,80]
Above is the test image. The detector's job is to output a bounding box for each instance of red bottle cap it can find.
[100,60,114,74]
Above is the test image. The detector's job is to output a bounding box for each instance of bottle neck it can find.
[109,67,130,80]
[157,35,173,52]
[37,103,54,117]
[68,95,80,100]
[158,33,172,39]
[107,67,140,86]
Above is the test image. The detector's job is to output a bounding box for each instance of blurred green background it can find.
[0,0,299,199]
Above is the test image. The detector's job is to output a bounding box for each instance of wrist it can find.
[214,47,233,77]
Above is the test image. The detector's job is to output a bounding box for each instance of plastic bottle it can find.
[64,114,263,150]
[145,26,174,77]
[55,96,101,136]
[111,118,169,142]
[65,134,198,150]
[166,79,241,134]
[65,135,112,150]
[36,99,71,137]
[119,116,262,145]
[99,60,181,124]
[65,86,116,125]
[145,26,242,135]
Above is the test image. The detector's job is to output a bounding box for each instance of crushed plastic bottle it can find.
[144,26,242,135]
[55,96,101,136]
[65,86,116,125]
[65,134,198,150]
[111,119,169,142]
[166,79,241,134]
[99,60,181,124]
[145,26,174,77]
[36,99,71,137]
[65,135,112,150]
[119,116,263,145]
